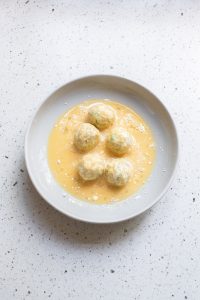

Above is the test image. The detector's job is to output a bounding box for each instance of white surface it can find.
[25,75,178,223]
[0,1,199,299]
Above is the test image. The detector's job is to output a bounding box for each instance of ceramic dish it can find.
[25,75,178,223]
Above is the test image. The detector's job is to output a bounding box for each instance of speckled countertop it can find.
[1,1,200,299]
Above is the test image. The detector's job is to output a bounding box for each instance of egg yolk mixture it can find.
[48,99,155,204]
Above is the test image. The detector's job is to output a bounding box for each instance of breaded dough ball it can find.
[106,127,132,156]
[105,159,132,187]
[74,123,100,152]
[78,154,105,181]
[88,103,115,130]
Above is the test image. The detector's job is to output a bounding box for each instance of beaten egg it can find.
[48,99,155,204]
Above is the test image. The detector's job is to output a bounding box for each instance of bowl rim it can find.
[25,74,179,224]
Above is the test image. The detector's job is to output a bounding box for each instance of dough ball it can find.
[106,127,133,155]
[78,154,105,181]
[74,123,100,152]
[105,159,132,187]
[88,103,115,130]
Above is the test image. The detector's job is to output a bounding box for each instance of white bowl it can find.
[25,75,179,223]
